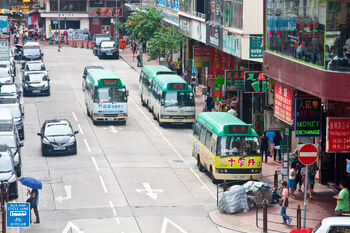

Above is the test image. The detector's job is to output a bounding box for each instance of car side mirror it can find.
[46,68,50,71]
[11,73,15,77]
[18,142,24,147]
[126,90,129,96]
[74,130,79,134]
[21,112,24,116]
[37,132,41,136]
[47,78,50,81]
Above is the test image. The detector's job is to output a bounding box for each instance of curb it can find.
[120,55,138,72]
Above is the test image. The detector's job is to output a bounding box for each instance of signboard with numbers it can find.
[326,117,350,152]
[274,82,293,125]
[249,35,263,58]
[225,70,245,91]
[295,99,321,137]
[244,72,269,93]
[6,203,30,228]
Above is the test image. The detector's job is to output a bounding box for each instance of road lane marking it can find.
[83,139,91,152]
[130,98,216,200]
[161,217,188,233]
[62,221,84,233]
[99,175,108,193]
[56,185,72,203]
[109,200,118,217]
[78,124,84,135]
[72,112,78,122]
[136,182,163,200]
[115,217,120,224]
[91,156,100,171]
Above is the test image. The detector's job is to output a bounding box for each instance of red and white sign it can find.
[326,117,350,152]
[274,82,293,125]
[298,144,318,165]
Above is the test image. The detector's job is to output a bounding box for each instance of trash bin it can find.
[119,39,126,49]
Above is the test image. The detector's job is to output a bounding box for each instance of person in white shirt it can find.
[228,105,238,117]
[288,162,297,197]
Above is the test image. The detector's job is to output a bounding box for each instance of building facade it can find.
[264,0,350,185]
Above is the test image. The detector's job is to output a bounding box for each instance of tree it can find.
[147,25,186,62]
[124,7,163,43]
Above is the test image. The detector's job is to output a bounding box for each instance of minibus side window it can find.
[205,130,212,149]
[199,126,207,145]
[193,122,201,139]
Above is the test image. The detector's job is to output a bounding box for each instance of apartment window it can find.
[93,18,99,25]
[50,0,86,11]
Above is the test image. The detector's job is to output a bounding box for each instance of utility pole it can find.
[58,0,61,51]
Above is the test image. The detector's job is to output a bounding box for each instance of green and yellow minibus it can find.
[84,69,128,125]
[139,65,195,126]
[193,112,262,183]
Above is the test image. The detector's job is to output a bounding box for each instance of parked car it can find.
[22,61,48,78]
[0,65,14,84]
[82,65,103,91]
[290,217,350,233]
[0,84,23,107]
[23,41,41,47]
[97,41,119,59]
[0,130,23,177]
[0,59,16,76]
[23,71,50,96]
[92,34,111,56]
[0,104,24,140]
[0,144,19,199]
[37,119,78,156]
[20,46,44,65]
[0,93,24,117]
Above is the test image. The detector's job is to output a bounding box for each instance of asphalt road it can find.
[16,46,235,233]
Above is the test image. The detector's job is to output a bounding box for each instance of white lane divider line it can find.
[83,139,91,152]
[130,98,216,200]
[72,112,78,122]
[78,124,84,135]
[91,156,100,171]
[115,217,120,224]
[109,200,118,217]
[99,176,108,194]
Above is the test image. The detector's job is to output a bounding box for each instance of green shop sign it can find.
[223,34,240,57]
[225,70,245,91]
[244,72,269,93]
[249,35,263,59]
[295,99,321,137]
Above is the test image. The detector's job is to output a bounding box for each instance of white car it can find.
[311,217,350,233]
[23,41,41,47]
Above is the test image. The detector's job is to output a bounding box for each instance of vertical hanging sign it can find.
[274,82,293,125]
[295,99,321,137]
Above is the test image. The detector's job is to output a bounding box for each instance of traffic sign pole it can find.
[303,165,309,229]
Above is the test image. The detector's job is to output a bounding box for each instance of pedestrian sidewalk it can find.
[119,46,207,115]
[210,157,337,233]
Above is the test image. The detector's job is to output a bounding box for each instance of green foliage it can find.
[115,21,123,35]
[147,25,186,61]
[124,7,163,42]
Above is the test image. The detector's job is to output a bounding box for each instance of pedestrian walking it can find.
[266,131,275,157]
[280,181,292,225]
[136,49,142,67]
[191,73,197,95]
[260,132,269,163]
[333,180,349,215]
[206,93,213,112]
[27,188,40,223]
[183,69,191,84]
[273,131,282,161]
[308,162,319,197]
[288,161,297,197]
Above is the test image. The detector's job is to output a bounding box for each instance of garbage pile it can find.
[218,181,273,214]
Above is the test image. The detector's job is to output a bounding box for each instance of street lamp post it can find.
[58,0,61,51]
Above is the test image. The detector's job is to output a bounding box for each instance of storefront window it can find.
[266,0,325,68]
[50,0,86,11]
[325,1,350,72]
[51,20,80,30]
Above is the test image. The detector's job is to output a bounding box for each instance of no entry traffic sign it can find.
[298,144,318,165]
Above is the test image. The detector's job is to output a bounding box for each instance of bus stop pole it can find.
[303,165,309,229]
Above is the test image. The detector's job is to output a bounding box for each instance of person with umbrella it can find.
[19,177,42,224]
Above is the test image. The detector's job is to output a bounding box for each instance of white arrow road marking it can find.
[136,183,163,200]
[99,176,108,193]
[62,221,84,233]
[56,185,72,203]
[83,139,91,152]
[160,217,188,233]
[78,124,84,135]
[103,125,118,134]
[72,112,78,122]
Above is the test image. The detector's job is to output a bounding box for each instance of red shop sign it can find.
[274,82,293,125]
[326,117,350,152]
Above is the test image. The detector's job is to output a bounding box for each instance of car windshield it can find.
[94,87,127,103]
[96,37,110,45]
[0,156,13,172]
[23,48,40,56]
[27,63,45,71]
[26,73,46,82]
[101,41,115,48]
[0,85,16,94]
[45,124,72,136]
[0,135,16,148]
[162,91,195,107]
[217,136,260,157]
[0,68,9,78]
[0,106,21,118]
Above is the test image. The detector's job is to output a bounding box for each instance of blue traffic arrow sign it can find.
[6,203,30,228]
[347,159,350,174]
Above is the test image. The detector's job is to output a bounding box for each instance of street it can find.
[17,46,232,233]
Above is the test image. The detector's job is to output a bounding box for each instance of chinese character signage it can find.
[207,24,222,50]
[223,34,240,57]
[193,44,210,67]
[249,35,263,58]
[295,99,321,137]
[274,82,293,125]
[225,70,245,91]
[326,118,350,152]
[244,72,269,93]
[210,47,234,75]
[6,203,30,228]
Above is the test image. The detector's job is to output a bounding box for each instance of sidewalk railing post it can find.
[223,180,227,192]
[297,205,301,229]
[1,182,6,233]
[274,170,278,188]
[263,200,267,233]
